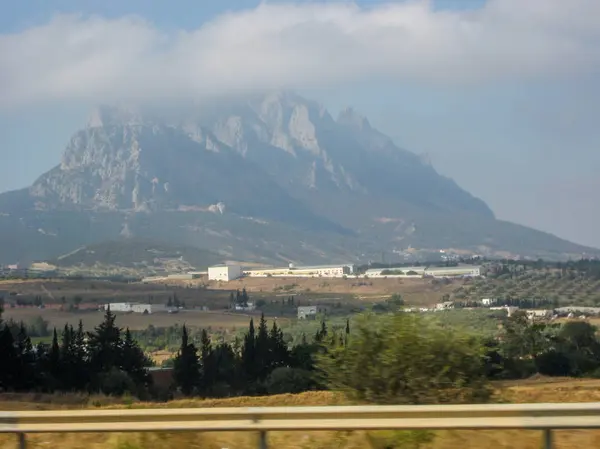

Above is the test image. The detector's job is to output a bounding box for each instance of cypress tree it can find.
[173,325,200,396]
[256,314,270,379]
[199,329,215,393]
[241,318,256,382]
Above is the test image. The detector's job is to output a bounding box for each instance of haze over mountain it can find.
[0,91,596,266]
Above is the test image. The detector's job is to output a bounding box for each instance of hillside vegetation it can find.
[51,239,224,274]
[450,260,600,306]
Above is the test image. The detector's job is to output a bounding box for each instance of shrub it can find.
[318,312,491,405]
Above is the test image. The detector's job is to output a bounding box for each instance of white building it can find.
[244,263,353,278]
[103,302,154,314]
[297,305,331,319]
[234,302,256,311]
[525,309,552,320]
[424,266,481,278]
[131,304,152,314]
[208,264,243,281]
[104,302,135,312]
[435,301,454,311]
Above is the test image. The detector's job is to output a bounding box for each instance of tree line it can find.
[171,313,334,397]
[5,301,600,404]
[0,305,152,396]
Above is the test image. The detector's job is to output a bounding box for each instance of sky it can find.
[0,0,599,248]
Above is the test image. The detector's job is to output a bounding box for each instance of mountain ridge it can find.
[0,90,596,265]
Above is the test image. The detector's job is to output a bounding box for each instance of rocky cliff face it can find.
[0,91,595,264]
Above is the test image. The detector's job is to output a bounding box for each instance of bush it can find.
[265,367,316,395]
[318,312,491,405]
[98,368,136,396]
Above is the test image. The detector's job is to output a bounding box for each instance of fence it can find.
[3,402,600,448]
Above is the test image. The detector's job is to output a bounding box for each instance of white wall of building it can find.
[131,304,152,314]
[208,265,242,281]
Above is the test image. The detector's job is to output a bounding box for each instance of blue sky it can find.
[1,0,599,248]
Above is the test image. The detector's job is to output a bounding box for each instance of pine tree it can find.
[121,328,151,386]
[315,320,328,343]
[199,329,215,394]
[241,288,249,307]
[255,314,270,379]
[0,322,18,391]
[173,325,200,396]
[87,306,122,381]
[269,321,289,370]
[72,320,89,390]
[48,328,61,389]
[241,318,256,382]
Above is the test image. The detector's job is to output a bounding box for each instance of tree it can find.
[199,329,215,393]
[318,312,490,405]
[173,325,200,395]
[269,321,289,371]
[122,327,152,386]
[255,314,271,380]
[87,307,123,386]
[241,318,256,383]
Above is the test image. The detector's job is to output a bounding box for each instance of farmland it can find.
[2,307,254,332]
[450,268,600,306]
[1,377,600,448]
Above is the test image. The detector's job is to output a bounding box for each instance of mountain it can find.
[51,239,224,273]
[0,91,596,265]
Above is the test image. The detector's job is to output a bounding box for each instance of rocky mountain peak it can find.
[337,107,371,131]
[87,104,145,129]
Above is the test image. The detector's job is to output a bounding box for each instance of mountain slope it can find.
[0,92,596,265]
[51,239,224,270]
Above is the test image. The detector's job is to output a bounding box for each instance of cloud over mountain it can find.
[1,0,600,108]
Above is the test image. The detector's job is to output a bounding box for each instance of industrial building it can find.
[102,302,153,314]
[297,305,330,319]
[208,264,243,281]
[364,265,480,278]
[245,263,354,278]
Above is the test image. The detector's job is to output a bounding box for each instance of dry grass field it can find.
[199,276,455,307]
[1,377,600,449]
[2,307,256,332]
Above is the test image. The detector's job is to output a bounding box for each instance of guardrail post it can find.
[18,433,26,449]
[542,429,552,449]
[258,430,267,449]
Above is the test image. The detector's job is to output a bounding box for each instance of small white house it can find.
[208,264,243,281]
[234,302,256,311]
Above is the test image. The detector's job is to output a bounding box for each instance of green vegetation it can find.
[52,238,224,274]
[451,260,600,306]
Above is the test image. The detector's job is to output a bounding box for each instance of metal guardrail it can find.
[3,403,600,448]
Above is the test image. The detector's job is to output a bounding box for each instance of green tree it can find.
[173,325,200,396]
[318,312,491,405]
[122,327,152,386]
[241,318,257,383]
[87,307,122,375]
[199,329,215,393]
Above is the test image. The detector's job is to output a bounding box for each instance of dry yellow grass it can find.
[198,276,455,307]
[2,378,600,449]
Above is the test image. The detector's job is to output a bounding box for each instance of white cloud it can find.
[1,0,600,108]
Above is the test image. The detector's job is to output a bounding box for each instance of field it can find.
[2,307,255,332]
[1,378,600,448]
[196,276,456,306]
[451,270,600,306]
